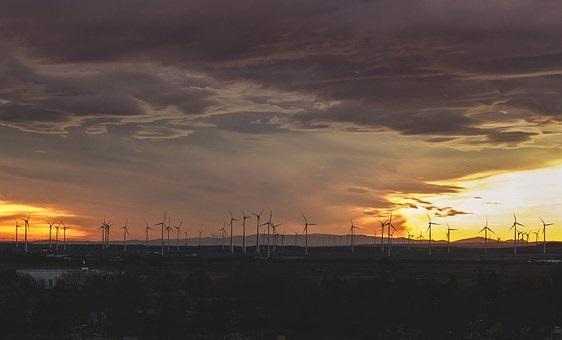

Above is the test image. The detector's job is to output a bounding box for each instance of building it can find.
[16,269,69,289]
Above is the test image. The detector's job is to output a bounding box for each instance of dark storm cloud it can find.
[486,130,538,145]
[0,52,218,134]
[1,0,562,142]
[202,112,287,134]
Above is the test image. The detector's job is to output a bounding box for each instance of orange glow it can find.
[389,163,562,241]
[0,200,87,241]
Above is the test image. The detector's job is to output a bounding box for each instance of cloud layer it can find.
[0,1,561,237]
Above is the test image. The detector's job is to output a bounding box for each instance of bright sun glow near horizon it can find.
[0,163,560,242]
[0,201,86,241]
[392,163,562,241]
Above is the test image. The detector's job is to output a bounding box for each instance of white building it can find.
[16,269,70,289]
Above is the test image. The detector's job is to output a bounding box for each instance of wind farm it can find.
[3,0,562,338]
[2,208,560,262]
[1,207,562,339]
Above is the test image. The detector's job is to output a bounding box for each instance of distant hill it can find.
[26,233,541,248]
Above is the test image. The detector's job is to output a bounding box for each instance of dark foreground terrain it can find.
[2,244,562,339]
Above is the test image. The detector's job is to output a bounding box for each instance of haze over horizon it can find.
[0,0,561,242]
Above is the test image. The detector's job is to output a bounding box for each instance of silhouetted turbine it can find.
[252,210,263,254]
[387,213,397,257]
[348,219,361,253]
[22,214,30,253]
[153,212,167,256]
[14,220,20,249]
[479,218,495,257]
[229,211,237,254]
[120,219,129,253]
[302,213,316,256]
[426,214,440,256]
[540,218,554,255]
[446,223,457,255]
[509,213,525,256]
[241,210,251,254]
[145,223,152,249]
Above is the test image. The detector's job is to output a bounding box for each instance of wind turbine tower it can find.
[241,210,251,254]
[349,219,361,253]
[55,222,60,251]
[379,219,388,254]
[229,212,237,254]
[154,212,167,256]
[540,218,554,255]
[262,211,273,257]
[253,210,263,254]
[145,223,152,248]
[120,220,129,253]
[510,213,525,256]
[22,214,30,253]
[175,221,183,251]
[218,224,227,250]
[62,222,69,251]
[15,220,20,248]
[302,214,316,256]
[446,223,457,254]
[387,213,397,256]
[271,222,281,255]
[479,218,495,258]
[166,217,172,251]
[47,221,54,249]
[426,214,440,256]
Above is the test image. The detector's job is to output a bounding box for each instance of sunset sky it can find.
[0,0,561,242]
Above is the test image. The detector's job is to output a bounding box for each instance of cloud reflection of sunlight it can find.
[391,164,562,241]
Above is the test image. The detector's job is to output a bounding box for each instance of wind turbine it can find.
[184,231,189,247]
[153,212,167,256]
[145,223,152,248]
[99,219,106,249]
[252,210,263,254]
[379,219,388,254]
[120,220,129,253]
[348,219,361,253]
[22,214,30,253]
[509,213,525,256]
[165,216,172,251]
[407,232,415,249]
[241,210,251,254]
[15,220,20,248]
[479,218,495,257]
[105,220,112,249]
[426,214,440,256]
[387,213,397,257]
[62,222,69,251]
[417,232,424,245]
[229,211,237,254]
[271,222,281,255]
[532,230,540,245]
[175,221,183,251]
[218,224,227,250]
[302,213,316,256]
[55,222,61,251]
[261,211,273,257]
[446,223,457,254]
[540,218,554,254]
[46,220,54,249]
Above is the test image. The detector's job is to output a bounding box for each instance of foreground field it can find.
[1,244,562,339]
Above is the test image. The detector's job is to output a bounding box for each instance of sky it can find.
[0,0,561,242]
